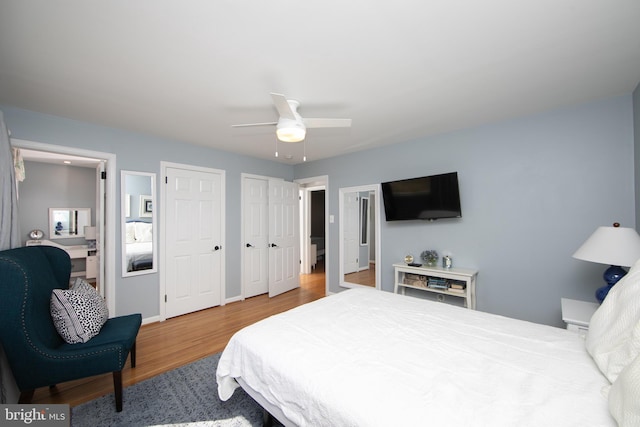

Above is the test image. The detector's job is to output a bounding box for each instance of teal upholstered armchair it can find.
[0,246,141,411]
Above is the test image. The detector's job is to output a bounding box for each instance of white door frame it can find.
[10,139,117,313]
[295,175,329,296]
[160,161,226,321]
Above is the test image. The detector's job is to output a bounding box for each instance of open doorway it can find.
[297,175,329,296]
[10,139,117,313]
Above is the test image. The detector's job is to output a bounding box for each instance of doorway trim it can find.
[10,138,117,313]
[295,175,329,296]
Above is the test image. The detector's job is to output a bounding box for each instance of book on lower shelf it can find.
[448,280,466,290]
[427,277,448,289]
[447,287,466,294]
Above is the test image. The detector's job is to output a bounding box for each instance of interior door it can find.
[165,166,223,318]
[243,177,269,298]
[95,162,105,296]
[343,192,359,274]
[268,179,300,297]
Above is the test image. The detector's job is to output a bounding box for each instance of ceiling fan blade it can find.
[270,93,297,120]
[231,122,277,128]
[303,118,352,128]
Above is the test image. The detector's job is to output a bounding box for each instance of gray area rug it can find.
[71,353,265,426]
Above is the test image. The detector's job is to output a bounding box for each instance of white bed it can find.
[217,264,640,427]
[125,241,153,271]
[124,221,153,271]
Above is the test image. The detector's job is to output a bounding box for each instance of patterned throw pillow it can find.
[50,278,109,344]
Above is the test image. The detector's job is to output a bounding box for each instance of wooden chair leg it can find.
[130,341,136,368]
[18,390,34,404]
[113,371,123,412]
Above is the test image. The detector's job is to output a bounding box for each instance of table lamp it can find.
[572,222,640,303]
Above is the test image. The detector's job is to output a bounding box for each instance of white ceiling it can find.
[1,1,639,165]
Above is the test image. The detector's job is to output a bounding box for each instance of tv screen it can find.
[381,172,461,221]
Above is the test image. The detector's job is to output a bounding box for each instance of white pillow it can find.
[609,352,640,426]
[134,222,153,243]
[50,278,109,344]
[125,222,136,244]
[586,258,640,383]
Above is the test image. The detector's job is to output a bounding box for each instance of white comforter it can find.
[217,288,614,427]
[125,241,152,271]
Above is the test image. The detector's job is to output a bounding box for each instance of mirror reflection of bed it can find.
[121,171,157,277]
[125,221,153,272]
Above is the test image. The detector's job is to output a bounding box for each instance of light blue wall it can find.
[2,94,636,326]
[295,94,636,326]
[2,105,294,319]
[18,161,96,246]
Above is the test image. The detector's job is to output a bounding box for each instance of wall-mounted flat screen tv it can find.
[381,172,462,221]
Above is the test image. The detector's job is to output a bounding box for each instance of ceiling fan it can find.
[232,93,352,143]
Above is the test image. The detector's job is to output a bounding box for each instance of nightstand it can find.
[561,298,599,335]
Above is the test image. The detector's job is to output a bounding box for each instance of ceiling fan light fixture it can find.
[276,126,306,143]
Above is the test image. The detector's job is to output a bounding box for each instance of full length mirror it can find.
[121,171,157,277]
[49,208,91,239]
[339,184,381,289]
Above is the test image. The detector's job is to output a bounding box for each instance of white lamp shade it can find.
[572,225,640,267]
[84,226,97,240]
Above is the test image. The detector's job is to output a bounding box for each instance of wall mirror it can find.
[121,171,157,277]
[49,208,91,239]
[339,184,381,290]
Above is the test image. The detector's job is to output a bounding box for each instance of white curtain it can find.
[0,110,20,250]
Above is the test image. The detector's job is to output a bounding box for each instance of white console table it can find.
[394,263,478,309]
[26,240,96,279]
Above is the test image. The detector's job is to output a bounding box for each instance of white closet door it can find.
[243,177,269,298]
[165,166,223,318]
[268,179,300,297]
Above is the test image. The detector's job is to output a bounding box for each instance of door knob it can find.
[246,243,253,248]
[213,245,221,251]
[269,243,278,248]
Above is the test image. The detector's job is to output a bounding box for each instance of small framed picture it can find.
[140,195,152,217]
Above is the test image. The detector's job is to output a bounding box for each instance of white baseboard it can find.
[142,315,161,325]
[225,295,243,304]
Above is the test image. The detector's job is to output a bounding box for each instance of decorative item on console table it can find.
[442,255,452,269]
[421,250,438,267]
[404,273,427,288]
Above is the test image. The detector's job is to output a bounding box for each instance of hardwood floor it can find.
[344,262,376,287]
[32,262,326,408]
